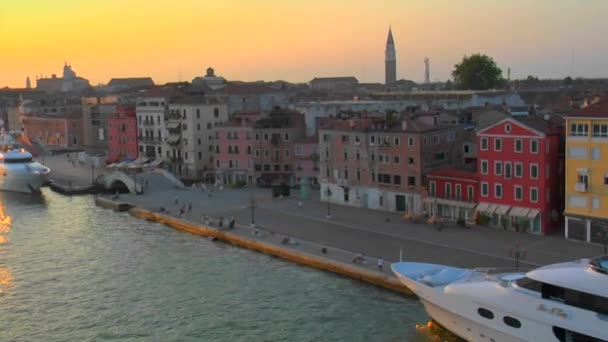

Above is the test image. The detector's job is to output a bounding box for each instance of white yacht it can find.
[0,149,50,193]
[392,256,608,342]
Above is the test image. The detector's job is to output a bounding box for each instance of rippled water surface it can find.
[0,190,444,341]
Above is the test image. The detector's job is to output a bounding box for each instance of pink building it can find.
[107,105,138,163]
[214,109,306,186]
[319,112,467,214]
[294,136,320,186]
[425,168,478,222]
[214,120,255,184]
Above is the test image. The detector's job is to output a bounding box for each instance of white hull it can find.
[0,162,50,193]
[393,262,608,342]
[421,299,524,342]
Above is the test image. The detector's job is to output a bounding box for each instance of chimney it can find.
[401,120,407,130]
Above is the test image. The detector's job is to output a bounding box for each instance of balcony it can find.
[575,182,588,192]
[141,120,154,127]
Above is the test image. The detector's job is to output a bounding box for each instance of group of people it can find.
[218,216,236,229]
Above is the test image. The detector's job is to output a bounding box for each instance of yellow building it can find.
[564,100,608,243]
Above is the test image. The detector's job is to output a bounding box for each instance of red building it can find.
[476,116,564,234]
[107,105,138,162]
[425,168,478,223]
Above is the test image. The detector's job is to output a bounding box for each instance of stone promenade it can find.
[112,184,601,270]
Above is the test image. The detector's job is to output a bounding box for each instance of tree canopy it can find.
[452,54,505,90]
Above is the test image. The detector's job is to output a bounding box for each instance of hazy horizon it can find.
[1,0,607,88]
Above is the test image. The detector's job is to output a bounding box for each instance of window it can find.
[477,308,494,320]
[530,188,539,202]
[494,138,502,151]
[455,184,462,199]
[530,140,539,153]
[264,133,269,141]
[592,197,600,209]
[530,164,539,179]
[342,135,349,143]
[356,150,360,160]
[515,139,523,152]
[323,134,329,142]
[505,162,512,179]
[515,186,523,201]
[592,124,608,137]
[570,123,589,137]
[503,316,521,329]
[284,133,289,141]
[514,163,523,178]
[504,123,511,133]
[394,137,400,146]
[247,146,252,155]
[467,185,474,201]
[605,173,608,185]
[516,277,542,293]
[481,182,489,197]
[592,148,600,160]
[434,152,446,160]
[408,137,414,146]
[255,149,260,157]
[355,135,360,144]
[370,135,375,144]
[391,175,400,185]
[481,160,489,174]
[430,181,436,196]
[393,156,400,164]
[495,184,503,198]
[568,147,588,159]
[356,169,361,181]
[409,157,415,165]
[343,151,348,161]
[495,161,503,176]
[445,183,452,198]
[214,108,219,118]
[433,135,440,144]
[463,144,470,153]
[343,168,348,179]
[198,152,202,160]
[480,137,488,151]
[406,176,414,187]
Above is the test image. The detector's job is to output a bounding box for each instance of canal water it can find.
[0,190,452,341]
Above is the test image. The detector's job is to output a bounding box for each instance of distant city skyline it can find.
[1,0,607,88]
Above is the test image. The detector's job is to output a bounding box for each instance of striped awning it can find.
[495,205,511,215]
[509,207,531,218]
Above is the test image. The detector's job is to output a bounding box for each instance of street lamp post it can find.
[249,186,256,228]
[326,187,332,219]
[509,242,527,271]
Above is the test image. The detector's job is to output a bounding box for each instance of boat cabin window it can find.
[515,277,542,292]
[503,316,521,329]
[553,326,607,342]
[3,157,33,163]
[541,283,608,315]
[477,308,494,319]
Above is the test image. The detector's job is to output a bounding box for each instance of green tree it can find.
[452,54,505,90]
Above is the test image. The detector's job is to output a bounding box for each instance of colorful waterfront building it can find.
[107,105,138,163]
[214,110,306,186]
[563,100,608,243]
[319,112,467,215]
[294,136,320,187]
[425,168,478,223]
[475,116,564,234]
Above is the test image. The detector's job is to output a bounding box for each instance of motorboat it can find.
[0,149,50,193]
[391,256,608,341]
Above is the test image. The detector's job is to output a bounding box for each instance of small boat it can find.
[392,256,608,341]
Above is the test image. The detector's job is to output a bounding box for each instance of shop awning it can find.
[166,134,180,143]
[495,205,511,215]
[476,202,500,214]
[526,209,540,219]
[509,207,531,218]
[423,197,476,209]
[106,163,117,168]
[475,202,490,212]
[166,121,180,129]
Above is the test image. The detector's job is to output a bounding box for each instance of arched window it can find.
[477,308,494,319]
[503,316,521,328]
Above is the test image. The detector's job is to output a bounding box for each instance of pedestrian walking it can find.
[219,216,224,228]
[228,217,235,229]
[188,203,192,212]
[377,257,384,271]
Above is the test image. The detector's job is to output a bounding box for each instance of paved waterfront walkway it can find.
[111,185,602,270]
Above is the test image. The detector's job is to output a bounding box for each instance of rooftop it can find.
[567,99,608,118]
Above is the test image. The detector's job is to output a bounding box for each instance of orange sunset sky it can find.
[1,0,607,88]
